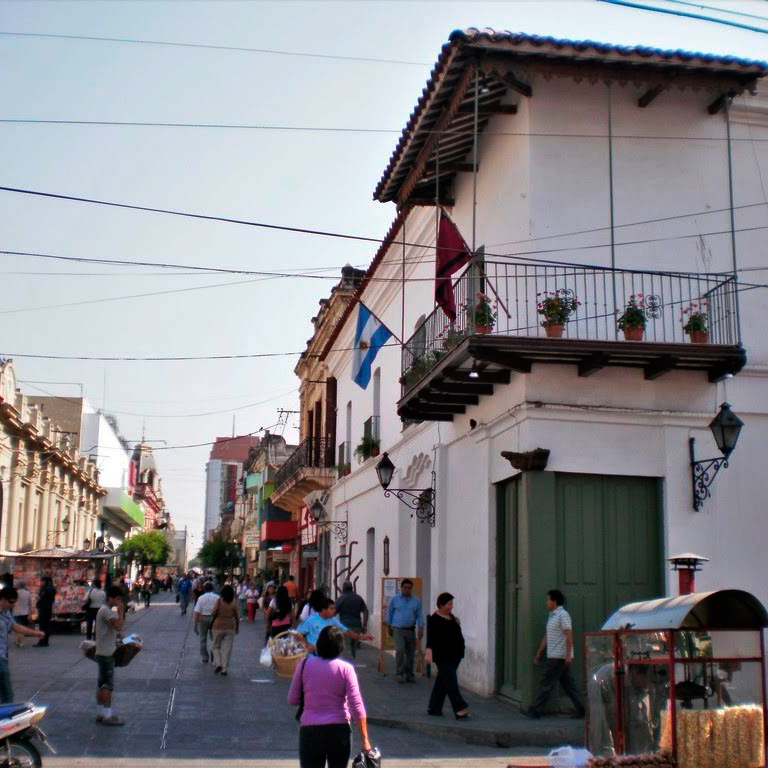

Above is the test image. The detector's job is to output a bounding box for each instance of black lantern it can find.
[690,402,744,511]
[375,453,436,527]
[375,453,395,490]
[708,402,743,458]
[61,516,71,533]
[309,499,347,543]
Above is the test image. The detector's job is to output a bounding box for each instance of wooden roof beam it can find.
[457,103,518,115]
[399,407,453,422]
[480,60,533,97]
[443,368,511,385]
[419,391,480,406]
[409,197,455,207]
[644,355,680,380]
[470,348,533,373]
[397,66,475,206]
[426,162,476,174]
[578,352,611,377]
[638,84,667,108]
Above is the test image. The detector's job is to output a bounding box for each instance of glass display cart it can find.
[585,589,767,768]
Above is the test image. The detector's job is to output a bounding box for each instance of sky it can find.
[1,0,766,556]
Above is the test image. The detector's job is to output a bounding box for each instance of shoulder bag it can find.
[295,657,308,722]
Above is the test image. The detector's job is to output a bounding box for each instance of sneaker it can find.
[521,708,540,719]
[95,715,104,723]
[214,666,222,674]
[100,716,124,726]
[201,658,208,663]
[221,671,227,676]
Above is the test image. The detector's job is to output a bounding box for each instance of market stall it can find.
[0,548,118,627]
[585,589,768,768]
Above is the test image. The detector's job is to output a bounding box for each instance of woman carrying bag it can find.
[210,585,239,676]
[288,625,371,768]
[425,592,469,719]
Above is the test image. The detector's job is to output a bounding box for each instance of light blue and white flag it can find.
[352,304,392,390]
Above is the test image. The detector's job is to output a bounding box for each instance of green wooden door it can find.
[497,472,663,703]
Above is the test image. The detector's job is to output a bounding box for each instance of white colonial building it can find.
[306,28,768,708]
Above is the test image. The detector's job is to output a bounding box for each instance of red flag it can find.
[435,212,472,321]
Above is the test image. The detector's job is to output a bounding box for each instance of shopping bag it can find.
[548,746,592,768]
[259,645,273,668]
[352,747,381,768]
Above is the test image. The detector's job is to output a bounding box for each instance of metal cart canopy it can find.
[602,589,768,630]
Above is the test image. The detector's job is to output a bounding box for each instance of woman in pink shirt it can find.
[287,625,371,767]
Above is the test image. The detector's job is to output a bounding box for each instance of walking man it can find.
[0,587,45,702]
[95,585,126,726]
[177,573,192,615]
[84,579,106,641]
[522,589,585,719]
[385,579,424,683]
[193,582,218,663]
[335,581,369,660]
[35,576,56,647]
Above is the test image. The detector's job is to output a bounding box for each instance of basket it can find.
[270,630,307,678]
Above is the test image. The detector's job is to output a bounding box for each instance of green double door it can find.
[497,472,663,704]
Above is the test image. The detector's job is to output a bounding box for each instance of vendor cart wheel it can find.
[0,738,42,768]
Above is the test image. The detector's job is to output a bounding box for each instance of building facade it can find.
[305,30,768,709]
[0,360,104,553]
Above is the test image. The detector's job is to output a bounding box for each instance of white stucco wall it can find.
[204,459,223,538]
[80,403,130,490]
[321,75,768,697]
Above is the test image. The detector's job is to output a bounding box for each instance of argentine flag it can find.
[352,304,392,390]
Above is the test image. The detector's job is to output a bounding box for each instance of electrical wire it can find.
[0,30,430,66]
[4,119,768,144]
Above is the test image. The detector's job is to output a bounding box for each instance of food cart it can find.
[585,589,768,768]
[0,548,118,628]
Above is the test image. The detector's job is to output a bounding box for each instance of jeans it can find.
[344,623,362,659]
[393,627,416,679]
[0,658,13,704]
[428,659,468,715]
[198,616,213,660]
[211,629,235,672]
[179,593,190,614]
[299,723,351,768]
[529,658,585,715]
[85,607,99,640]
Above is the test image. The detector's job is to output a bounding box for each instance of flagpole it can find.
[401,208,406,350]
[471,63,480,331]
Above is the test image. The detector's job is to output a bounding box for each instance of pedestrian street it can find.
[7,593,552,767]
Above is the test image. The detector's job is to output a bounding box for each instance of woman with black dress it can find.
[425,591,469,719]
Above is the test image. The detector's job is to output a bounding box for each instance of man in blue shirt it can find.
[386,579,424,683]
[177,574,192,615]
[0,587,44,702]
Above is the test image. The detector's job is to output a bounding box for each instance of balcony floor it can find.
[398,334,746,422]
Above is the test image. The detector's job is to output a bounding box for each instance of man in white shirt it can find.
[522,589,585,719]
[84,579,107,641]
[193,582,218,663]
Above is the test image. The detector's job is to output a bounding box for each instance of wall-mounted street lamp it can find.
[690,402,744,511]
[375,452,436,527]
[309,499,348,544]
[47,515,71,546]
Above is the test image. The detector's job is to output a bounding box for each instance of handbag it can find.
[352,747,382,768]
[295,657,307,722]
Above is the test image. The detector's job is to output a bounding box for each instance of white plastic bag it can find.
[259,645,273,668]
[548,746,593,768]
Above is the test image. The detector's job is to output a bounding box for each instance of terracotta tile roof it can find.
[373,27,768,204]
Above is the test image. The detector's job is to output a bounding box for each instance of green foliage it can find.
[464,292,497,328]
[197,534,231,570]
[118,530,170,566]
[617,294,648,331]
[354,434,380,461]
[682,303,708,333]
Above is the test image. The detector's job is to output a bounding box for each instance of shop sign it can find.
[271,552,290,563]
[244,530,260,548]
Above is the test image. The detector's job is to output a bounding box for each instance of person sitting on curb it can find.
[296,598,372,654]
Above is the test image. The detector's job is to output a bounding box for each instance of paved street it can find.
[7,593,558,767]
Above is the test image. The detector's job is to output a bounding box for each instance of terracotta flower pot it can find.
[543,323,564,338]
[623,327,644,341]
[688,330,709,344]
[475,325,492,335]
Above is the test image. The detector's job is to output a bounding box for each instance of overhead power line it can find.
[0,30,429,66]
[3,119,768,143]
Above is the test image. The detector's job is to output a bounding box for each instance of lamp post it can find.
[375,452,436,527]
[309,499,348,544]
[47,515,71,546]
[690,402,744,511]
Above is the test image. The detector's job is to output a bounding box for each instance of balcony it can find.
[271,437,335,510]
[399,261,745,422]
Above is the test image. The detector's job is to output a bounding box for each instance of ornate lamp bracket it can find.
[690,437,728,511]
[383,471,436,527]
[324,520,349,544]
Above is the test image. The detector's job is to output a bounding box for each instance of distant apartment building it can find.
[203,435,260,540]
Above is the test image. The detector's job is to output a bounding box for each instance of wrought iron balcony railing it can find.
[401,261,740,394]
[273,437,334,489]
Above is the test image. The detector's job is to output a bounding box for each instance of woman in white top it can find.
[299,589,325,622]
[13,582,32,647]
[245,585,260,623]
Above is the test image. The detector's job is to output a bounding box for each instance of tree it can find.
[197,534,231,572]
[118,530,171,566]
